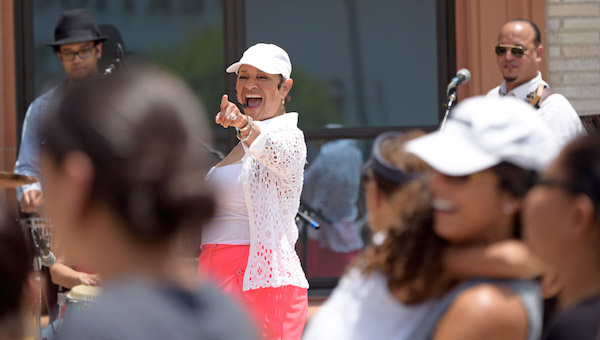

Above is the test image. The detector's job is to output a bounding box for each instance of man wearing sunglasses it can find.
[486,19,582,146]
[14,8,106,214]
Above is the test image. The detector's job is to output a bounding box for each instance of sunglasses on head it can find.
[494,44,526,58]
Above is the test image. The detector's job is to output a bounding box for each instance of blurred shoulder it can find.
[486,86,502,97]
[433,283,529,340]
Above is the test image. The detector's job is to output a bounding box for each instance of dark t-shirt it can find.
[56,278,258,340]
[543,295,600,340]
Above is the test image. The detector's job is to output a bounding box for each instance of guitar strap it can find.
[527,84,554,109]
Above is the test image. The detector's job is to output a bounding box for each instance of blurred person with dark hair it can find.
[39,65,256,340]
[304,130,443,339]
[0,207,33,340]
[15,8,106,213]
[486,19,582,144]
[524,134,600,339]
[199,43,308,339]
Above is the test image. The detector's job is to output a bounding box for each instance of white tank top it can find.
[202,163,251,245]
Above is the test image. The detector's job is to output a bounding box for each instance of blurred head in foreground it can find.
[40,65,215,281]
[525,134,600,310]
[361,130,448,302]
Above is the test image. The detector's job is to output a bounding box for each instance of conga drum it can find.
[65,284,101,312]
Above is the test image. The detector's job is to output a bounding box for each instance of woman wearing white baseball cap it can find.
[198,43,309,339]
[404,96,559,339]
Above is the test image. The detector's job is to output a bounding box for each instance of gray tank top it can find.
[409,278,542,340]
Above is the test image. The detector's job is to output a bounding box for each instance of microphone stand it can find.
[440,88,458,132]
[27,224,57,339]
[29,228,45,340]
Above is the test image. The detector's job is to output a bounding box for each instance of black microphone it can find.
[31,228,56,267]
[296,210,320,229]
[447,68,471,95]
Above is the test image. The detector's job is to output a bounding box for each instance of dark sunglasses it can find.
[494,44,526,58]
[535,177,600,208]
[535,177,585,193]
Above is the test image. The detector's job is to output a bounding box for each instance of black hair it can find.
[508,19,542,46]
[493,162,537,199]
[277,75,291,105]
[39,65,215,244]
[490,161,538,238]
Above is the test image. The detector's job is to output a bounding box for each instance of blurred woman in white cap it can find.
[524,134,600,339]
[305,105,550,340]
[198,43,308,339]
[403,96,559,339]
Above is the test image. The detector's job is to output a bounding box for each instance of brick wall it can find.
[546,0,600,116]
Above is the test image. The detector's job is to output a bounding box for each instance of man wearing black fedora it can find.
[15,8,106,213]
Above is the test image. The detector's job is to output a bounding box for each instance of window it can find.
[18,0,455,288]
[245,0,445,129]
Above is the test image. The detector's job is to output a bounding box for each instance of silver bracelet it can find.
[238,116,253,133]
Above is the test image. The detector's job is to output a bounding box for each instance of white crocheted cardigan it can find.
[240,112,309,291]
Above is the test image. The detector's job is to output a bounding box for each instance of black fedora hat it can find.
[46,8,107,47]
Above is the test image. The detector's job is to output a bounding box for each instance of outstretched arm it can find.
[443,240,545,279]
[49,258,101,288]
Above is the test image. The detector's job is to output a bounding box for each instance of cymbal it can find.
[0,172,38,188]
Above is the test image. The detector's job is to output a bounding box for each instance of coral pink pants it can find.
[198,244,308,340]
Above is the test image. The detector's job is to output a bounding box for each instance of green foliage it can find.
[150,26,225,116]
[151,26,341,128]
[288,70,342,129]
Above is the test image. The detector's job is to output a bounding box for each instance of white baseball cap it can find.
[405,96,560,176]
[226,43,292,79]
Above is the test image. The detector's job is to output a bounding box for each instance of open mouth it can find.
[432,198,456,213]
[245,94,263,109]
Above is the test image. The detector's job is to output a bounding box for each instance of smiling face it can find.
[429,170,517,244]
[235,65,293,121]
[57,41,102,83]
[496,21,542,92]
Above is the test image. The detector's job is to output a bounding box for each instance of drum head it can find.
[66,284,101,303]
